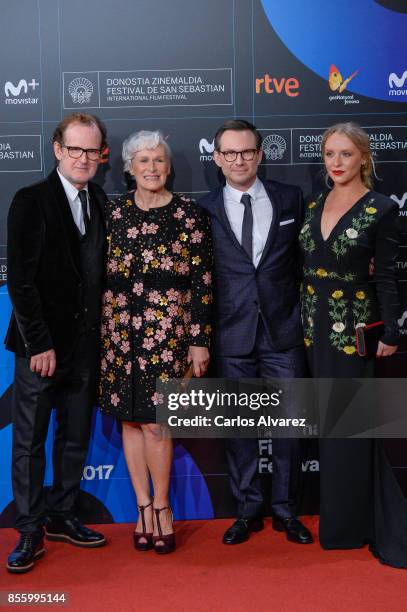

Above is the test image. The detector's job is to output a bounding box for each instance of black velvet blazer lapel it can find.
[88,181,107,227]
[47,168,81,275]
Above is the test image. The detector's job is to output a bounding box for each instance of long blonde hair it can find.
[321,122,373,189]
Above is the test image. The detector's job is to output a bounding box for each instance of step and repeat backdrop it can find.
[0,0,406,525]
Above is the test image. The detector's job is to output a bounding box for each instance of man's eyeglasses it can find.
[60,145,101,161]
[218,149,258,162]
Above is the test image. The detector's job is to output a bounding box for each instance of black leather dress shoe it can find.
[272,516,313,544]
[6,531,45,573]
[45,517,106,547]
[223,517,264,545]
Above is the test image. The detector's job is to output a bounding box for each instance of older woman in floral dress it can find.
[99,130,212,554]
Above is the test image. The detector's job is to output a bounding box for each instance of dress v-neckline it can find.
[319,190,371,243]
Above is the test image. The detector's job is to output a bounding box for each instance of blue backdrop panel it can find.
[261,0,407,103]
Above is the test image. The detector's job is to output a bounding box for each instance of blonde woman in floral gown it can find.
[300,122,407,567]
[99,131,212,554]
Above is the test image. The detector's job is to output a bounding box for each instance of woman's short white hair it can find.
[122,130,171,172]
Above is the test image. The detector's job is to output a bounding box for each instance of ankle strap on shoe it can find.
[153,506,173,537]
[137,501,153,533]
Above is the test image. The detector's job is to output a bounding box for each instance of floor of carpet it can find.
[1,517,407,612]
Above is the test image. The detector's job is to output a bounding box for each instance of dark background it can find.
[0,0,406,524]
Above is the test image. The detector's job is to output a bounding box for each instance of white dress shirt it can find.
[223,177,273,267]
[57,168,90,235]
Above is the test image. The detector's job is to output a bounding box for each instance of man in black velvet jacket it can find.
[199,120,313,546]
[5,113,108,573]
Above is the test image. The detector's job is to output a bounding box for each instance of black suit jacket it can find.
[198,179,304,355]
[5,168,107,360]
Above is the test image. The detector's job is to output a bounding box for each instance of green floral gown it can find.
[300,190,407,568]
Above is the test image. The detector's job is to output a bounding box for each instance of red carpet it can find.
[1,517,407,611]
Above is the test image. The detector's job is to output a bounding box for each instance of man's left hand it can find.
[30,348,57,377]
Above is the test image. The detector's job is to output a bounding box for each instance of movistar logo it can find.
[388,71,407,97]
[390,192,407,209]
[199,138,215,162]
[4,79,39,97]
[398,310,407,329]
[389,71,407,88]
[199,138,215,155]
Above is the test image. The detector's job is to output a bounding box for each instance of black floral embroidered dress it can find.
[99,193,212,422]
[300,190,399,377]
[300,190,407,568]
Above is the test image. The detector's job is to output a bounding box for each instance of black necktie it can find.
[241,193,253,260]
[78,190,90,235]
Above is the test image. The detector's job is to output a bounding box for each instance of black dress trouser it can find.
[217,320,306,519]
[11,331,99,534]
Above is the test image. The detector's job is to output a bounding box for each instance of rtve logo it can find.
[255,74,300,97]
